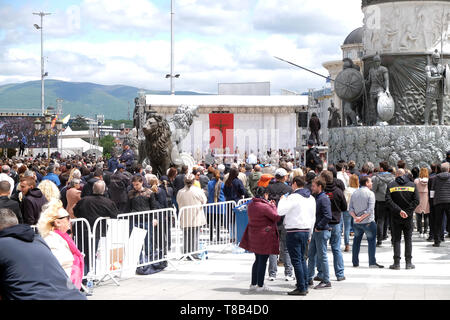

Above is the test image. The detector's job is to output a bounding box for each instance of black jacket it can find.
[432,172,450,206]
[324,181,347,225]
[309,116,321,132]
[266,180,292,206]
[385,175,420,221]
[73,194,119,229]
[173,174,186,197]
[108,171,130,204]
[22,188,48,225]
[0,196,22,224]
[306,147,322,171]
[0,224,86,300]
[128,188,161,212]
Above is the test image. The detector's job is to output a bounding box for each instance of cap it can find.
[307,139,314,146]
[117,164,125,169]
[57,208,70,219]
[275,168,287,177]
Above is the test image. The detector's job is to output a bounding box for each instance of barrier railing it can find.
[117,208,178,275]
[91,217,122,285]
[237,198,252,207]
[70,218,92,280]
[177,201,236,260]
[28,199,250,288]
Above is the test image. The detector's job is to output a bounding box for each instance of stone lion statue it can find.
[138,105,199,177]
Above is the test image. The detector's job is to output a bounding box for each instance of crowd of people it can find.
[1,138,450,299]
[238,140,450,296]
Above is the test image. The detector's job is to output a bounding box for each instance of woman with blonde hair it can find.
[343,174,359,252]
[37,199,84,289]
[414,167,430,238]
[38,179,60,202]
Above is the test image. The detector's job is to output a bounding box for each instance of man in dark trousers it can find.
[309,113,321,145]
[0,208,86,300]
[371,161,395,246]
[427,163,441,241]
[385,169,420,270]
[430,162,450,247]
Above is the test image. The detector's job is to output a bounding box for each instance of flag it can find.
[51,115,58,128]
[62,114,71,124]
[209,113,234,153]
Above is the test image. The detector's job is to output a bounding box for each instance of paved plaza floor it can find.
[89,232,450,301]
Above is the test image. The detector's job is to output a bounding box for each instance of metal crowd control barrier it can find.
[237,198,252,207]
[91,217,122,286]
[117,208,178,275]
[177,201,236,261]
[70,218,92,280]
[70,218,92,293]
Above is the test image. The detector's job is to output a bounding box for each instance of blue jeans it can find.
[252,254,269,287]
[317,221,345,279]
[343,211,353,246]
[352,221,377,266]
[330,220,345,278]
[286,231,309,292]
[307,229,331,283]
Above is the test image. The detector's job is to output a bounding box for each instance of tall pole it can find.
[33,12,51,115]
[170,0,174,95]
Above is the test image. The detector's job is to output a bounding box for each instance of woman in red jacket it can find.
[239,186,281,293]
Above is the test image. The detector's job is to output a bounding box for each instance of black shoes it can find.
[376,241,382,247]
[433,243,440,247]
[314,281,332,289]
[337,276,346,281]
[313,276,323,282]
[389,264,400,270]
[288,289,308,296]
[369,263,384,268]
[308,279,314,287]
[406,263,415,270]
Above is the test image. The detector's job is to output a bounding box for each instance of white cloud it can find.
[0,0,364,95]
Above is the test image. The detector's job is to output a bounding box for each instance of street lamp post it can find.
[33,11,51,116]
[33,106,63,158]
[165,0,180,95]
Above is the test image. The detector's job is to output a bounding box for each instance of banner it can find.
[209,113,234,152]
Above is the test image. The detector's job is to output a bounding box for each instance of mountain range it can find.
[0,80,204,120]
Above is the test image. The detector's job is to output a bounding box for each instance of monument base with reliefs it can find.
[328,125,450,168]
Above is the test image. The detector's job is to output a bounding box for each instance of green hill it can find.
[0,80,204,120]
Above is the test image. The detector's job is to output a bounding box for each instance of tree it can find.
[99,135,115,157]
[70,115,89,131]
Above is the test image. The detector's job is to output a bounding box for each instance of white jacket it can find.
[277,189,316,237]
[43,231,73,278]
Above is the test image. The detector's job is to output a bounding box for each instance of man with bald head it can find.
[385,168,420,270]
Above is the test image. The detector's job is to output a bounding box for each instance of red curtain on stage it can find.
[209,113,234,153]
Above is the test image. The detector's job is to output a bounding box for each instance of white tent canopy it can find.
[30,126,103,157]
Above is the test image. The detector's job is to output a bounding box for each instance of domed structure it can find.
[343,27,363,45]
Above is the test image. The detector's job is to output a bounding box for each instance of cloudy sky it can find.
[0,0,363,94]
